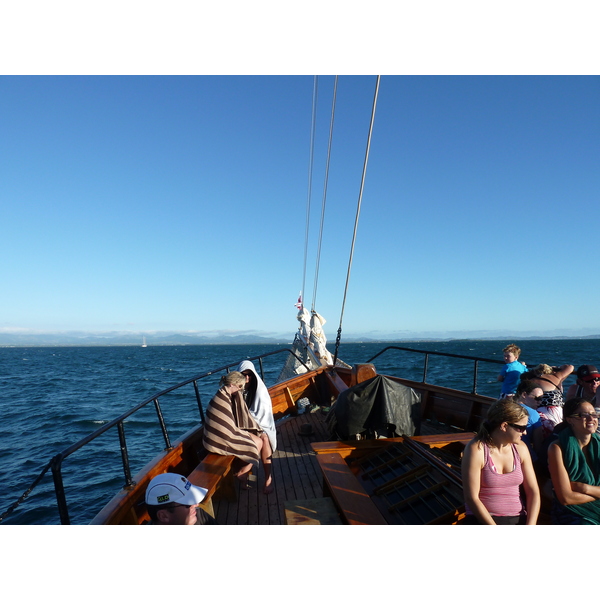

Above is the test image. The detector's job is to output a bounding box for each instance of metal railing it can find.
[1,347,310,525]
[367,345,504,395]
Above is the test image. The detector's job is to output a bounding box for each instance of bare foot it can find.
[236,472,250,489]
[235,464,252,489]
[263,476,274,495]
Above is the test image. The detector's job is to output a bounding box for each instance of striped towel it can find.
[203,387,260,467]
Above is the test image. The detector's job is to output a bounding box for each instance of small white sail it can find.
[141,336,147,348]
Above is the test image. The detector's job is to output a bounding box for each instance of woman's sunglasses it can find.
[508,423,527,433]
[568,413,599,421]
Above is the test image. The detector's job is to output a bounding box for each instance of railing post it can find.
[50,453,70,525]
[193,380,204,423]
[153,398,172,450]
[423,354,429,383]
[4,347,313,525]
[473,360,479,395]
[258,357,265,380]
[117,421,134,488]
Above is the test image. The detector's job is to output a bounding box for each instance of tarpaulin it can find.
[327,374,422,439]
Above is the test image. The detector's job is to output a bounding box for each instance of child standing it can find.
[497,343,528,399]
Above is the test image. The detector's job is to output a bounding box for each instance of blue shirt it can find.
[520,402,542,461]
[500,361,528,395]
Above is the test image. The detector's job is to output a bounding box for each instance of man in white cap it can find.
[145,472,217,525]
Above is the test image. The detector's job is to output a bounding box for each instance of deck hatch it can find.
[350,440,465,525]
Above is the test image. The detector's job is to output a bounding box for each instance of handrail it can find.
[1,347,311,525]
[366,345,504,395]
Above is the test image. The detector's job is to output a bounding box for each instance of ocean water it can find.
[2,338,600,525]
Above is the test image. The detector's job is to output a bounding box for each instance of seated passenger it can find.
[525,363,574,438]
[203,371,273,494]
[547,398,600,524]
[145,472,216,525]
[238,360,276,494]
[565,365,600,405]
[461,398,540,524]
[513,379,544,462]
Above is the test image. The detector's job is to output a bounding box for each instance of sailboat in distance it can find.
[141,336,147,348]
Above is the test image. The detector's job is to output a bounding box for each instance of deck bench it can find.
[187,453,237,518]
[315,452,388,525]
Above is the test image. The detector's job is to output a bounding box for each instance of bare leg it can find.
[260,433,274,494]
[235,462,253,488]
[237,432,264,490]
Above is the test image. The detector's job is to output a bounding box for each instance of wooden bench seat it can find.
[315,452,387,525]
[187,453,237,518]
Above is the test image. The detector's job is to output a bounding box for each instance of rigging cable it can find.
[311,75,338,313]
[300,76,319,311]
[333,75,381,365]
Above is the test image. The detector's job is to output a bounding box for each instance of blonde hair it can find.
[220,371,246,387]
[503,344,521,357]
[531,363,553,376]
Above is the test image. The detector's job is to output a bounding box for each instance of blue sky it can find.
[1,73,599,340]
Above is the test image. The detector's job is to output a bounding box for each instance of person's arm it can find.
[570,481,600,499]
[497,364,506,383]
[548,442,597,505]
[553,364,574,384]
[518,441,540,524]
[461,441,496,524]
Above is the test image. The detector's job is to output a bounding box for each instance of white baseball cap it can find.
[145,473,208,506]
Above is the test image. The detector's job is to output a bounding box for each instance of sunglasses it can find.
[508,423,527,433]
[568,413,599,421]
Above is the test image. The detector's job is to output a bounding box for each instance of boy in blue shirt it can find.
[497,343,528,398]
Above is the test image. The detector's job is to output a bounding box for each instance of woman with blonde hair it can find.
[461,398,540,524]
[525,363,574,438]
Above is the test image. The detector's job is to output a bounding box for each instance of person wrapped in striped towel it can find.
[203,371,273,494]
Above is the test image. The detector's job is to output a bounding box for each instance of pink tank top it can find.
[466,442,524,517]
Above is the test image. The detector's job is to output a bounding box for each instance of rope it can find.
[0,459,53,523]
[311,75,338,313]
[333,75,381,365]
[300,76,319,311]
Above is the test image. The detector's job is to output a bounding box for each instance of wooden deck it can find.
[212,408,332,525]
[211,406,468,525]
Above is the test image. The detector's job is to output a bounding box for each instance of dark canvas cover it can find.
[328,375,422,439]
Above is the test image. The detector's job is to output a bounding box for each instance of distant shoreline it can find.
[2,334,600,348]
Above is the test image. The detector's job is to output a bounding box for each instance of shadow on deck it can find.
[211,406,468,525]
[213,409,331,525]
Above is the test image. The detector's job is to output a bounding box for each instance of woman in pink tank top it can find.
[461,398,541,524]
